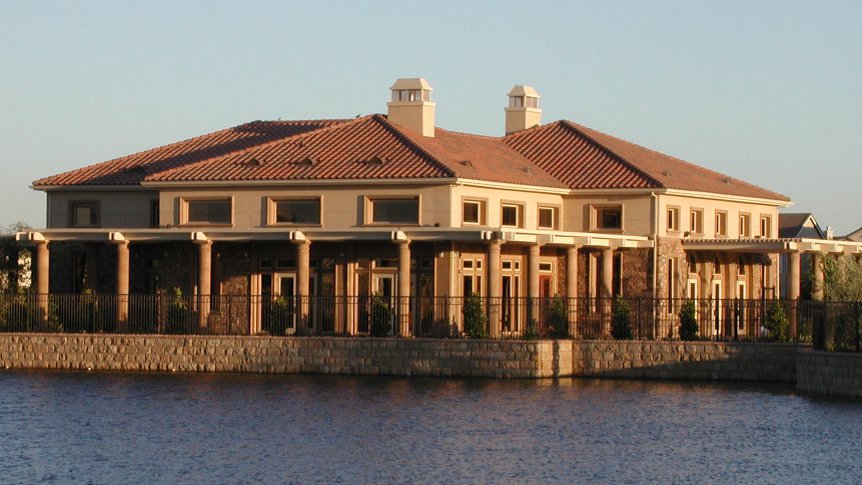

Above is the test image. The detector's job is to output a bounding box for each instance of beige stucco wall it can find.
[658,193,781,239]
[563,193,654,235]
[450,185,565,229]
[160,184,453,230]
[47,190,158,229]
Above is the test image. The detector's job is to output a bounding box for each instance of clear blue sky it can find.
[2,1,860,234]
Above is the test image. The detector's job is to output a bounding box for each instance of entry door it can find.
[712,280,722,337]
[373,274,396,335]
[501,275,520,332]
[736,281,747,335]
[276,273,297,334]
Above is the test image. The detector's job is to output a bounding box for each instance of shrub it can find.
[522,320,540,340]
[763,300,790,343]
[611,296,632,340]
[545,296,569,339]
[679,300,699,341]
[463,293,487,339]
[370,294,393,337]
[165,287,191,334]
[267,296,293,335]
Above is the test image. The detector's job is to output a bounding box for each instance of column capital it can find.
[193,239,212,248]
[292,238,312,247]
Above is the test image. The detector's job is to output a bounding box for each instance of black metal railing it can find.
[0,292,855,347]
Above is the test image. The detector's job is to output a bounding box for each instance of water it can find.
[1,371,860,484]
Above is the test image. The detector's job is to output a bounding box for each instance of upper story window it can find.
[149,200,160,228]
[594,205,622,230]
[183,198,232,225]
[715,211,728,237]
[462,199,486,225]
[760,215,772,238]
[689,208,704,234]
[369,197,419,224]
[739,213,751,238]
[538,206,558,230]
[272,198,321,225]
[667,207,680,232]
[70,201,99,227]
[501,203,524,228]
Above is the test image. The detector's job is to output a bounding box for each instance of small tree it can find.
[611,296,632,340]
[463,293,487,339]
[763,300,790,343]
[370,293,393,337]
[545,296,569,339]
[166,287,191,334]
[679,300,699,341]
[267,296,293,335]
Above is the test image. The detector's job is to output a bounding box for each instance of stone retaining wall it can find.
[797,350,862,398]
[0,334,801,382]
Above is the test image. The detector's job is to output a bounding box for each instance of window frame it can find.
[689,208,704,235]
[667,206,680,233]
[759,214,772,238]
[500,202,524,228]
[739,212,751,238]
[365,196,421,225]
[592,204,623,231]
[461,197,487,226]
[69,200,100,228]
[180,197,233,226]
[268,197,323,226]
[714,210,728,237]
[537,204,560,230]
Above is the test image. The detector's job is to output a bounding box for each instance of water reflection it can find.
[1,370,860,483]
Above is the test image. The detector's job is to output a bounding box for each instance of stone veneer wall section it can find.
[0,335,801,382]
[797,350,862,398]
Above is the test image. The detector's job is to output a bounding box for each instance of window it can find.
[595,206,622,230]
[690,209,703,234]
[739,213,751,238]
[273,198,321,225]
[70,201,99,227]
[715,211,727,237]
[501,203,523,228]
[369,197,419,224]
[737,256,746,275]
[668,257,677,313]
[667,207,680,232]
[759,215,772,238]
[462,199,485,225]
[538,206,558,229]
[149,200,160,228]
[184,198,231,225]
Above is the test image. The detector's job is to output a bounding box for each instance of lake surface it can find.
[1,371,860,484]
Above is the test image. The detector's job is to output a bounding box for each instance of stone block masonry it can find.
[0,334,801,382]
[797,350,862,398]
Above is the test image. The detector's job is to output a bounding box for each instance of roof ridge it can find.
[433,127,501,140]
[142,117,366,181]
[374,115,457,177]
[558,120,663,188]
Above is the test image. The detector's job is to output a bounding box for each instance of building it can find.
[18,78,848,338]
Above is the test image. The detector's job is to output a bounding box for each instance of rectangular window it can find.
[690,209,703,234]
[538,206,557,229]
[149,200,160,228]
[739,213,751,238]
[370,197,419,224]
[184,198,231,225]
[667,257,677,313]
[715,211,727,236]
[70,201,99,227]
[462,199,485,225]
[273,198,321,225]
[667,207,680,232]
[501,203,523,228]
[760,215,772,238]
[595,206,622,230]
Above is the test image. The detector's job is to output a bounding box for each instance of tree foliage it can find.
[463,293,487,339]
[678,300,699,341]
[611,296,632,340]
[819,253,862,301]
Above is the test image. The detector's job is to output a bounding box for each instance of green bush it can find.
[679,300,699,341]
[165,287,192,334]
[611,296,632,340]
[463,293,487,339]
[267,296,293,335]
[370,294,393,337]
[545,296,569,339]
[763,300,790,343]
[522,320,540,340]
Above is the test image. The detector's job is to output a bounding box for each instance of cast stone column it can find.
[115,240,130,332]
[528,243,541,328]
[812,252,824,300]
[788,250,801,339]
[295,239,311,332]
[35,240,50,321]
[196,240,212,328]
[396,239,411,337]
[601,248,614,337]
[566,245,579,338]
[487,239,503,339]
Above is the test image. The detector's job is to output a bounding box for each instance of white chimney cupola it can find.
[387,77,436,137]
[505,85,541,135]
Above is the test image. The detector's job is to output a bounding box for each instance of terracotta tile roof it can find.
[33,119,350,186]
[147,115,453,182]
[34,112,789,202]
[504,121,790,201]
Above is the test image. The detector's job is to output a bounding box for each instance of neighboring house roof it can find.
[33,114,789,201]
[779,212,825,239]
[842,226,862,242]
[503,121,790,201]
